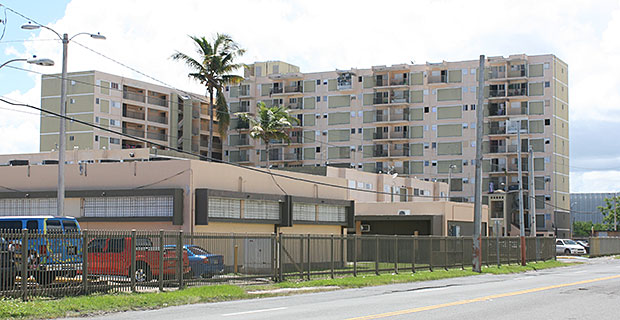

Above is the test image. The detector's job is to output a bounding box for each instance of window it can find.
[316,147,321,153]
[463,105,468,111]
[70,99,75,104]
[95,116,100,123]
[470,68,476,74]
[463,160,468,166]
[71,80,76,86]
[424,107,429,113]
[323,96,327,101]
[95,135,99,142]
[462,123,468,128]
[110,82,119,90]
[316,96,320,102]
[46,220,63,233]
[424,160,429,166]
[358,128,362,134]
[110,138,120,144]
[351,128,356,134]
[109,119,119,126]
[424,142,429,149]
[69,136,75,141]
[432,107,436,112]
[272,65,279,74]
[470,87,476,93]
[225,86,229,92]
[545,119,550,126]
[544,81,550,88]
[316,79,320,85]
[544,63,550,69]
[358,76,363,82]
[432,161,437,166]
[323,80,327,85]
[432,142,436,149]
[471,104,476,110]
[462,87,468,93]
[96,98,100,104]
[111,101,121,108]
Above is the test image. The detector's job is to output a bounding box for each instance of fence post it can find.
[178,230,184,289]
[20,228,28,301]
[429,238,433,272]
[461,237,465,270]
[82,229,89,294]
[130,229,136,293]
[375,235,380,276]
[234,245,239,274]
[411,235,416,274]
[307,234,311,280]
[271,233,276,281]
[486,236,490,267]
[299,236,304,280]
[394,235,398,274]
[278,233,283,282]
[330,234,335,279]
[496,234,500,268]
[159,230,164,292]
[444,238,449,271]
[353,234,358,277]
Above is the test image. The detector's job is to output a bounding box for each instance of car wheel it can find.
[564,249,571,255]
[133,263,152,283]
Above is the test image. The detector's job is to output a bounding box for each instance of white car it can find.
[556,239,586,255]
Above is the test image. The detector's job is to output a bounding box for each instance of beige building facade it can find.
[224,54,569,237]
[40,70,222,159]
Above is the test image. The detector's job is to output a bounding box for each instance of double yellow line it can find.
[348,275,620,320]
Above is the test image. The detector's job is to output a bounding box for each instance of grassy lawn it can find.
[0,260,571,319]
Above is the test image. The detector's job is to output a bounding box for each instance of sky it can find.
[0,0,619,193]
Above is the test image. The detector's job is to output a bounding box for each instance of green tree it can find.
[236,102,298,169]
[171,34,245,159]
[597,195,620,231]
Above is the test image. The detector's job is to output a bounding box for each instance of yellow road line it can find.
[347,274,620,320]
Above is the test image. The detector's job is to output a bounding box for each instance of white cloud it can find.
[3,0,620,192]
[571,170,620,193]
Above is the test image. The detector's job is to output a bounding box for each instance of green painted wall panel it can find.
[303,147,315,160]
[303,114,316,127]
[328,95,350,108]
[328,112,350,125]
[529,64,544,77]
[303,80,316,93]
[410,72,423,85]
[410,143,423,156]
[437,142,462,155]
[437,106,462,119]
[529,101,544,115]
[529,120,544,133]
[410,108,423,121]
[410,161,423,174]
[363,93,374,106]
[409,126,423,139]
[437,88,462,101]
[363,76,375,88]
[529,82,544,96]
[437,124,462,137]
[328,79,337,91]
[437,160,462,174]
[303,97,316,109]
[448,70,462,83]
[303,130,315,143]
[328,129,350,142]
[410,90,423,103]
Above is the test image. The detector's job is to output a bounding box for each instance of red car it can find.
[87,237,190,282]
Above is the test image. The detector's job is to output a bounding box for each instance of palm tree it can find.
[237,102,298,169]
[171,34,245,160]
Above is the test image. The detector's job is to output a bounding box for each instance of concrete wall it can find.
[589,237,620,257]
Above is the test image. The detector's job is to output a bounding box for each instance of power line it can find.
[0,97,451,200]
[0,38,59,44]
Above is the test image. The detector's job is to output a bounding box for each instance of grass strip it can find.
[0,260,571,319]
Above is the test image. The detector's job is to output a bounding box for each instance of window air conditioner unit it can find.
[361,224,371,232]
[398,209,411,216]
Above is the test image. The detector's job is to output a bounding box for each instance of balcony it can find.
[147,96,167,107]
[122,127,145,138]
[374,77,386,87]
[284,85,302,93]
[373,150,389,157]
[270,87,283,94]
[123,91,145,103]
[427,71,447,84]
[507,88,527,97]
[191,144,199,152]
[192,110,200,119]
[283,153,302,161]
[373,132,389,140]
[489,164,507,173]
[147,114,168,124]
[123,110,145,121]
[390,131,408,139]
[508,65,526,78]
[147,131,167,141]
[488,68,506,80]
[389,112,410,122]
[488,127,506,135]
[239,87,250,97]
[390,93,409,104]
[489,89,506,98]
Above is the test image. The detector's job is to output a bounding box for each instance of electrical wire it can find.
[0,6,7,42]
[0,96,452,200]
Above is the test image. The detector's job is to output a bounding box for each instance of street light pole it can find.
[22,23,105,216]
[517,120,526,266]
[57,33,69,217]
[472,55,485,273]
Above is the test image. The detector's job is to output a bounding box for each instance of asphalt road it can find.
[87,258,620,320]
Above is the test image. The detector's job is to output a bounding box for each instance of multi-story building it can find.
[39,70,222,159]
[223,55,569,237]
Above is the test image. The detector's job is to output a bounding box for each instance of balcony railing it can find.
[212,141,222,150]
[390,131,408,139]
[390,95,409,104]
[427,74,447,84]
[192,110,200,119]
[123,110,145,120]
[192,127,199,135]
[488,146,506,154]
[147,96,168,107]
[507,88,527,96]
[289,135,303,144]
[373,150,388,157]
[488,127,506,135]
[373,97,389,105]
[287,101,303,110]
[489,90,506,98]
[389,113,410,121]
[390,148,409,157]
[375,78,385,87]
[191,144,199,152]
[488,70,506,79]
[390,78,408,86]
[123,91,145,103]
[270,87,283,94]
[489,164,507,172]
[147,132,167,141]
[122,127,145,138]
[373,132,388,140]
[283,153,302,161]
[230,105,249,113]
[239,88,250,96]
[147,115,168,124]
[284,85,302,93]
[231,154,250,162]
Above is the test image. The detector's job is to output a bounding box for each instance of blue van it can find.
[0,216,82,285]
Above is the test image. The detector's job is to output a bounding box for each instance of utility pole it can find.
[517,121,526,266]
[57,33,68,216]
[472,55,485,273]
[529,146,536,237]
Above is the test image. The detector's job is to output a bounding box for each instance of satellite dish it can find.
[391,173,398,179]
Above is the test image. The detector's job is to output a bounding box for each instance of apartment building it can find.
[39,70,222,159]
[223,54,570,237]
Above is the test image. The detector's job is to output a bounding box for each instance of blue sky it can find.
[1,0,620,193]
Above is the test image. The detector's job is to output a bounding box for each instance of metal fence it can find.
[0,230,556,299]
[589,237,620,257]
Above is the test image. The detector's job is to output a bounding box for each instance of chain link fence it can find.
[0,229,556,299]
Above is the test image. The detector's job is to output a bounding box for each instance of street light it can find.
[22,22,105,216]
[447,164,457,202]
[0,57,55,69]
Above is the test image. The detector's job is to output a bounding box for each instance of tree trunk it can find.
[265,142,270,169]
[208,86,214,161]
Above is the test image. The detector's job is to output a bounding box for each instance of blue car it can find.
[169,245,224,278]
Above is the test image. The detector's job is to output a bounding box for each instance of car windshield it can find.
[188,246,211,256]
[564,240,577,245]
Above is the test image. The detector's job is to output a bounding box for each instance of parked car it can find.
[0,237,16,289]
[556,239,586,255]
[87,237,191,282]
[166,245,224,278]
[576,240,590,254]
[0,216,82,285]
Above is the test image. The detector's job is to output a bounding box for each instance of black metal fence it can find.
[0,230,556,299]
